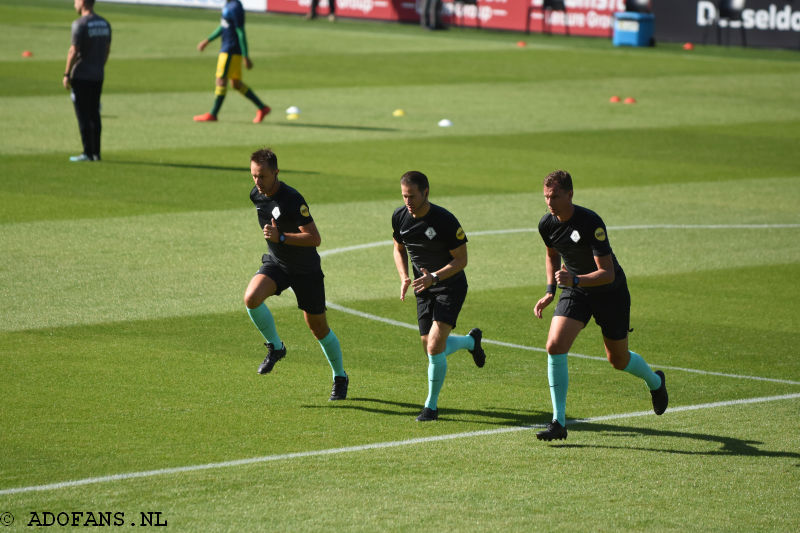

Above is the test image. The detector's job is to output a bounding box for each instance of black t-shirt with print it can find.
[538,204,625,294]
[392,203,468,288]
[250,182,320,275]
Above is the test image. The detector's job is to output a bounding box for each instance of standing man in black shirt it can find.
[533,170,668,441]
[244,148,348,401]
[63,0,111,162]
[392,171,486,422]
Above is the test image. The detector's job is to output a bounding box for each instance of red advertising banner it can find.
[266,0,622,37]
[521,0,622,36]
[266,0,416,20]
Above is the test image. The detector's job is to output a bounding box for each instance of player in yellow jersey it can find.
[193,0,270,123]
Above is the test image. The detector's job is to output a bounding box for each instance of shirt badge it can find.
[594,227,606,241]
[300,204,310,217]
[425,227,437,240]
[272,206,281,219]
[456,227,466,240]
[570,230,581,243]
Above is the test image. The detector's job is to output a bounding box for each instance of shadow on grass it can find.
[275,122,400,132]
[306,400,800,463]
[303,396,550,427]
[105,160,320,174]
[554,421,800,463]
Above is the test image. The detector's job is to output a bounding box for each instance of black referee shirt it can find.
[250,182,321,275]
[538,204,625,293]
[392,203,468,287]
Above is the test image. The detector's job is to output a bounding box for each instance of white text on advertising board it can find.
[696,1,800,32]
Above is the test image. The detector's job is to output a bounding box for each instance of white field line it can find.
[4,223,798,497]
[318,223,800,258]
[326,302,800,386]
[2,393,798,497]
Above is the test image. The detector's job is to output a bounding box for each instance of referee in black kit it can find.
[532,169,668,441]
[63,0,111,162]
[392,171,486,422]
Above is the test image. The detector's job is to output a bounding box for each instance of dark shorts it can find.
[415,283,468,336]
[257,254,326,315]
[554,283,631,340]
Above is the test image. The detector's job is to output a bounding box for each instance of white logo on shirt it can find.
[425,227,437,240]
[272,206,281,219]
[570,230,580,243]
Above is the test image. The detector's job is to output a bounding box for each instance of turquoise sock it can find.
[548,353,569,426]
[318,329,346,378]
[623,351,662,390]
[246,303,282,349]
[444,334,475,356]
[424,352,447,410]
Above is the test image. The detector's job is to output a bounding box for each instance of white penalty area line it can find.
[325,302,800,386]
[3,392,798,497]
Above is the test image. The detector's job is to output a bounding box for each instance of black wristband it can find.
[546,284,556,294]
[64,72,70,77]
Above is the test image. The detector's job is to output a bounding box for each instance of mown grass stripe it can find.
[3,393,797,497]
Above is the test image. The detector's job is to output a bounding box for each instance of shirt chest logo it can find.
[570,230,581,243]
[425,227,437,240]
[272,206,281,219]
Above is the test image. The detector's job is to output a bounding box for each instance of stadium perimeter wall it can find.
[98,0,800,49]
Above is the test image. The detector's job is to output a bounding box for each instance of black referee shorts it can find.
[554,282,631,341]
[415,283,467,336]
[257,254,326,315]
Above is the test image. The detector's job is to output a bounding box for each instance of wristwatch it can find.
[278,233,286,243]
[430,272,439,286]
[573,275,580,287]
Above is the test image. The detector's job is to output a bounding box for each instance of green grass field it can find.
[2,1,800,530]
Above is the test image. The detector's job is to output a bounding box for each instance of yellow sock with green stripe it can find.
[236,82,266,109]
[210,85,227,116]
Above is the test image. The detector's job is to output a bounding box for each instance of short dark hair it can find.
[400,171,429,193]
[83,0,96,9]
[543,170,573,192]
[250,148,278,171]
